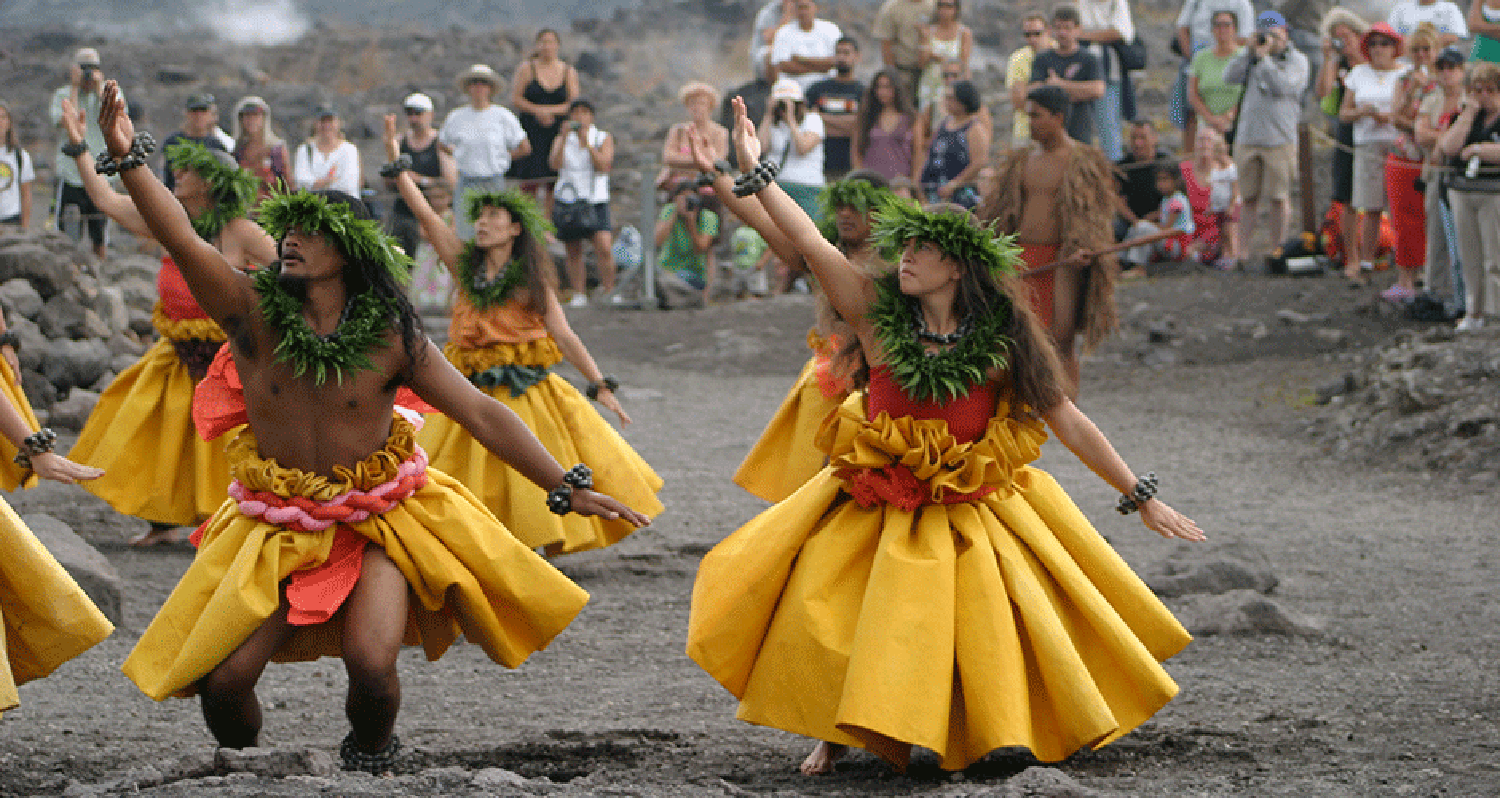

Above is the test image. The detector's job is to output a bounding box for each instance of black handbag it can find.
[1113,36,1148,72]
[551,183,596,237]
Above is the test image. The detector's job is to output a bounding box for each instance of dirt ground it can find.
[3,265,1498,796]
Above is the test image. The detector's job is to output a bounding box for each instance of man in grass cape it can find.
[96,81,649,772]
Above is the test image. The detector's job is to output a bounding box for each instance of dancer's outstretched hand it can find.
[382,113,401,159]
[59,98,87,146]
[1141,500,1205,542]
[571,489,651,527]
[729,97,762,170]
[97,81,135,159]
[595,388,632,426]
[30,452,103,485]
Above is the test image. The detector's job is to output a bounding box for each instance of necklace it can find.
[457,244,527,309]
[254,268,394,385]
[914,312,971,345]
[869,275,1012,403]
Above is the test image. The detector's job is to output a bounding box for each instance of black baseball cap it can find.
[186,93,215,111]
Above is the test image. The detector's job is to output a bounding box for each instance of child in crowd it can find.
[731,224,772,297]
[1204,133,1241,269]
[1121,166,1195,275]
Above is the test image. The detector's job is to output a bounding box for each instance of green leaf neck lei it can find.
[869,275,1012,404]
[253,268,395,386]
[457,244,528,309]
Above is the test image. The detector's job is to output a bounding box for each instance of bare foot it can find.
[799,741,846,775]
[129,525,182,547]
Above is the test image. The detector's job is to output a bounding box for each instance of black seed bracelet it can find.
[1116,472,1159,515]
[546,463,595,515]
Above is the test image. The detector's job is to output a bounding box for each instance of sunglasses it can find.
[1212,19,1236,27]
[1368,39,1398,47]
[404,108,426,114]
[1023,29,1045,37]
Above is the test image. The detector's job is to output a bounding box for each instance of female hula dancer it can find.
[0,377,113,719]
[383,115,662,555]
[731,169,896,503]
[687,98,1205,776]
[0,311,43,493]
[58,99,276,545]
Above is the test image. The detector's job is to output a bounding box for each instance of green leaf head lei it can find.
[815,177,895,244]
[867,200,1023,403]
[165,140,259,242]
[869,199,1023,279]
[256,189,413,288]
[251,190,420,386]
[458,188,554,308]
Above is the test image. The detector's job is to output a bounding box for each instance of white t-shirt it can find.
[751,0,785,79]
[0,146,34,220]
[1078,0,1134,80]
[1387,0,1469,37]
[1175,0,1256,50]
[1208,162,1237,213]
[439,104,527,178]
[770,19,844,92]
[555,127,610,204]
[1344,64,1409,143]
[768,113,826,186]
[292,139,362,197]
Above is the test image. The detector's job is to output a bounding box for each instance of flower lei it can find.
[253,267,395,386]
[456,247,528,309]
[869,276,1013,404]
[166,140,259,243]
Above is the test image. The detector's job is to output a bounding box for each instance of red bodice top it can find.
[159,255,210,321]
[865,364,998,444]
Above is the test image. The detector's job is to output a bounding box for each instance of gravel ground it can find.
[2,269,1497,796]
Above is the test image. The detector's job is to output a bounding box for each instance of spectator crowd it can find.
[3,0,1498,330]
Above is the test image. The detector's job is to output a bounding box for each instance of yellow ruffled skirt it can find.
[419,339,663,555]
[688,393,1191,770]
[123,418,589,701]
[69,337,231,526]
[1,498,114,716]
[0,359,42,492]
[732,350,847,504]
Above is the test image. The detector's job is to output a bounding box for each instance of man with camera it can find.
[654,179,719,308]
[48,48,121,259]
[1223,10,1308,263]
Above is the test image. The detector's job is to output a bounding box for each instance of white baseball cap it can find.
[402,93,434,113]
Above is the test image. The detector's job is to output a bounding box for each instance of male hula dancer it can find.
[95,82,650,772]
[977,85,1118,398]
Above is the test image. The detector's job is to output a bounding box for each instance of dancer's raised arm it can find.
[684,126,802,270]
[98,81,254,327]
[383,113,465,268]
[60,97,150,238]
[728,97,875,329]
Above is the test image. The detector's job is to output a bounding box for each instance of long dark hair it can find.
[855,70,913,163]
[277,192,429,369]
[0,100,16,151]
[840,203,1066,418]
[463,200,557,315]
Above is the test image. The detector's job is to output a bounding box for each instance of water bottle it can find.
[1467,156,1482,179]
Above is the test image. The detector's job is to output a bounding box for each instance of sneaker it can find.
[1379,284,1418,303]
[1455,316,1485,332]
[568,293,588,308]
[1213,256,1237,271]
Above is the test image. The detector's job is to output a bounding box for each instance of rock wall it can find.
[0,230,154,427]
